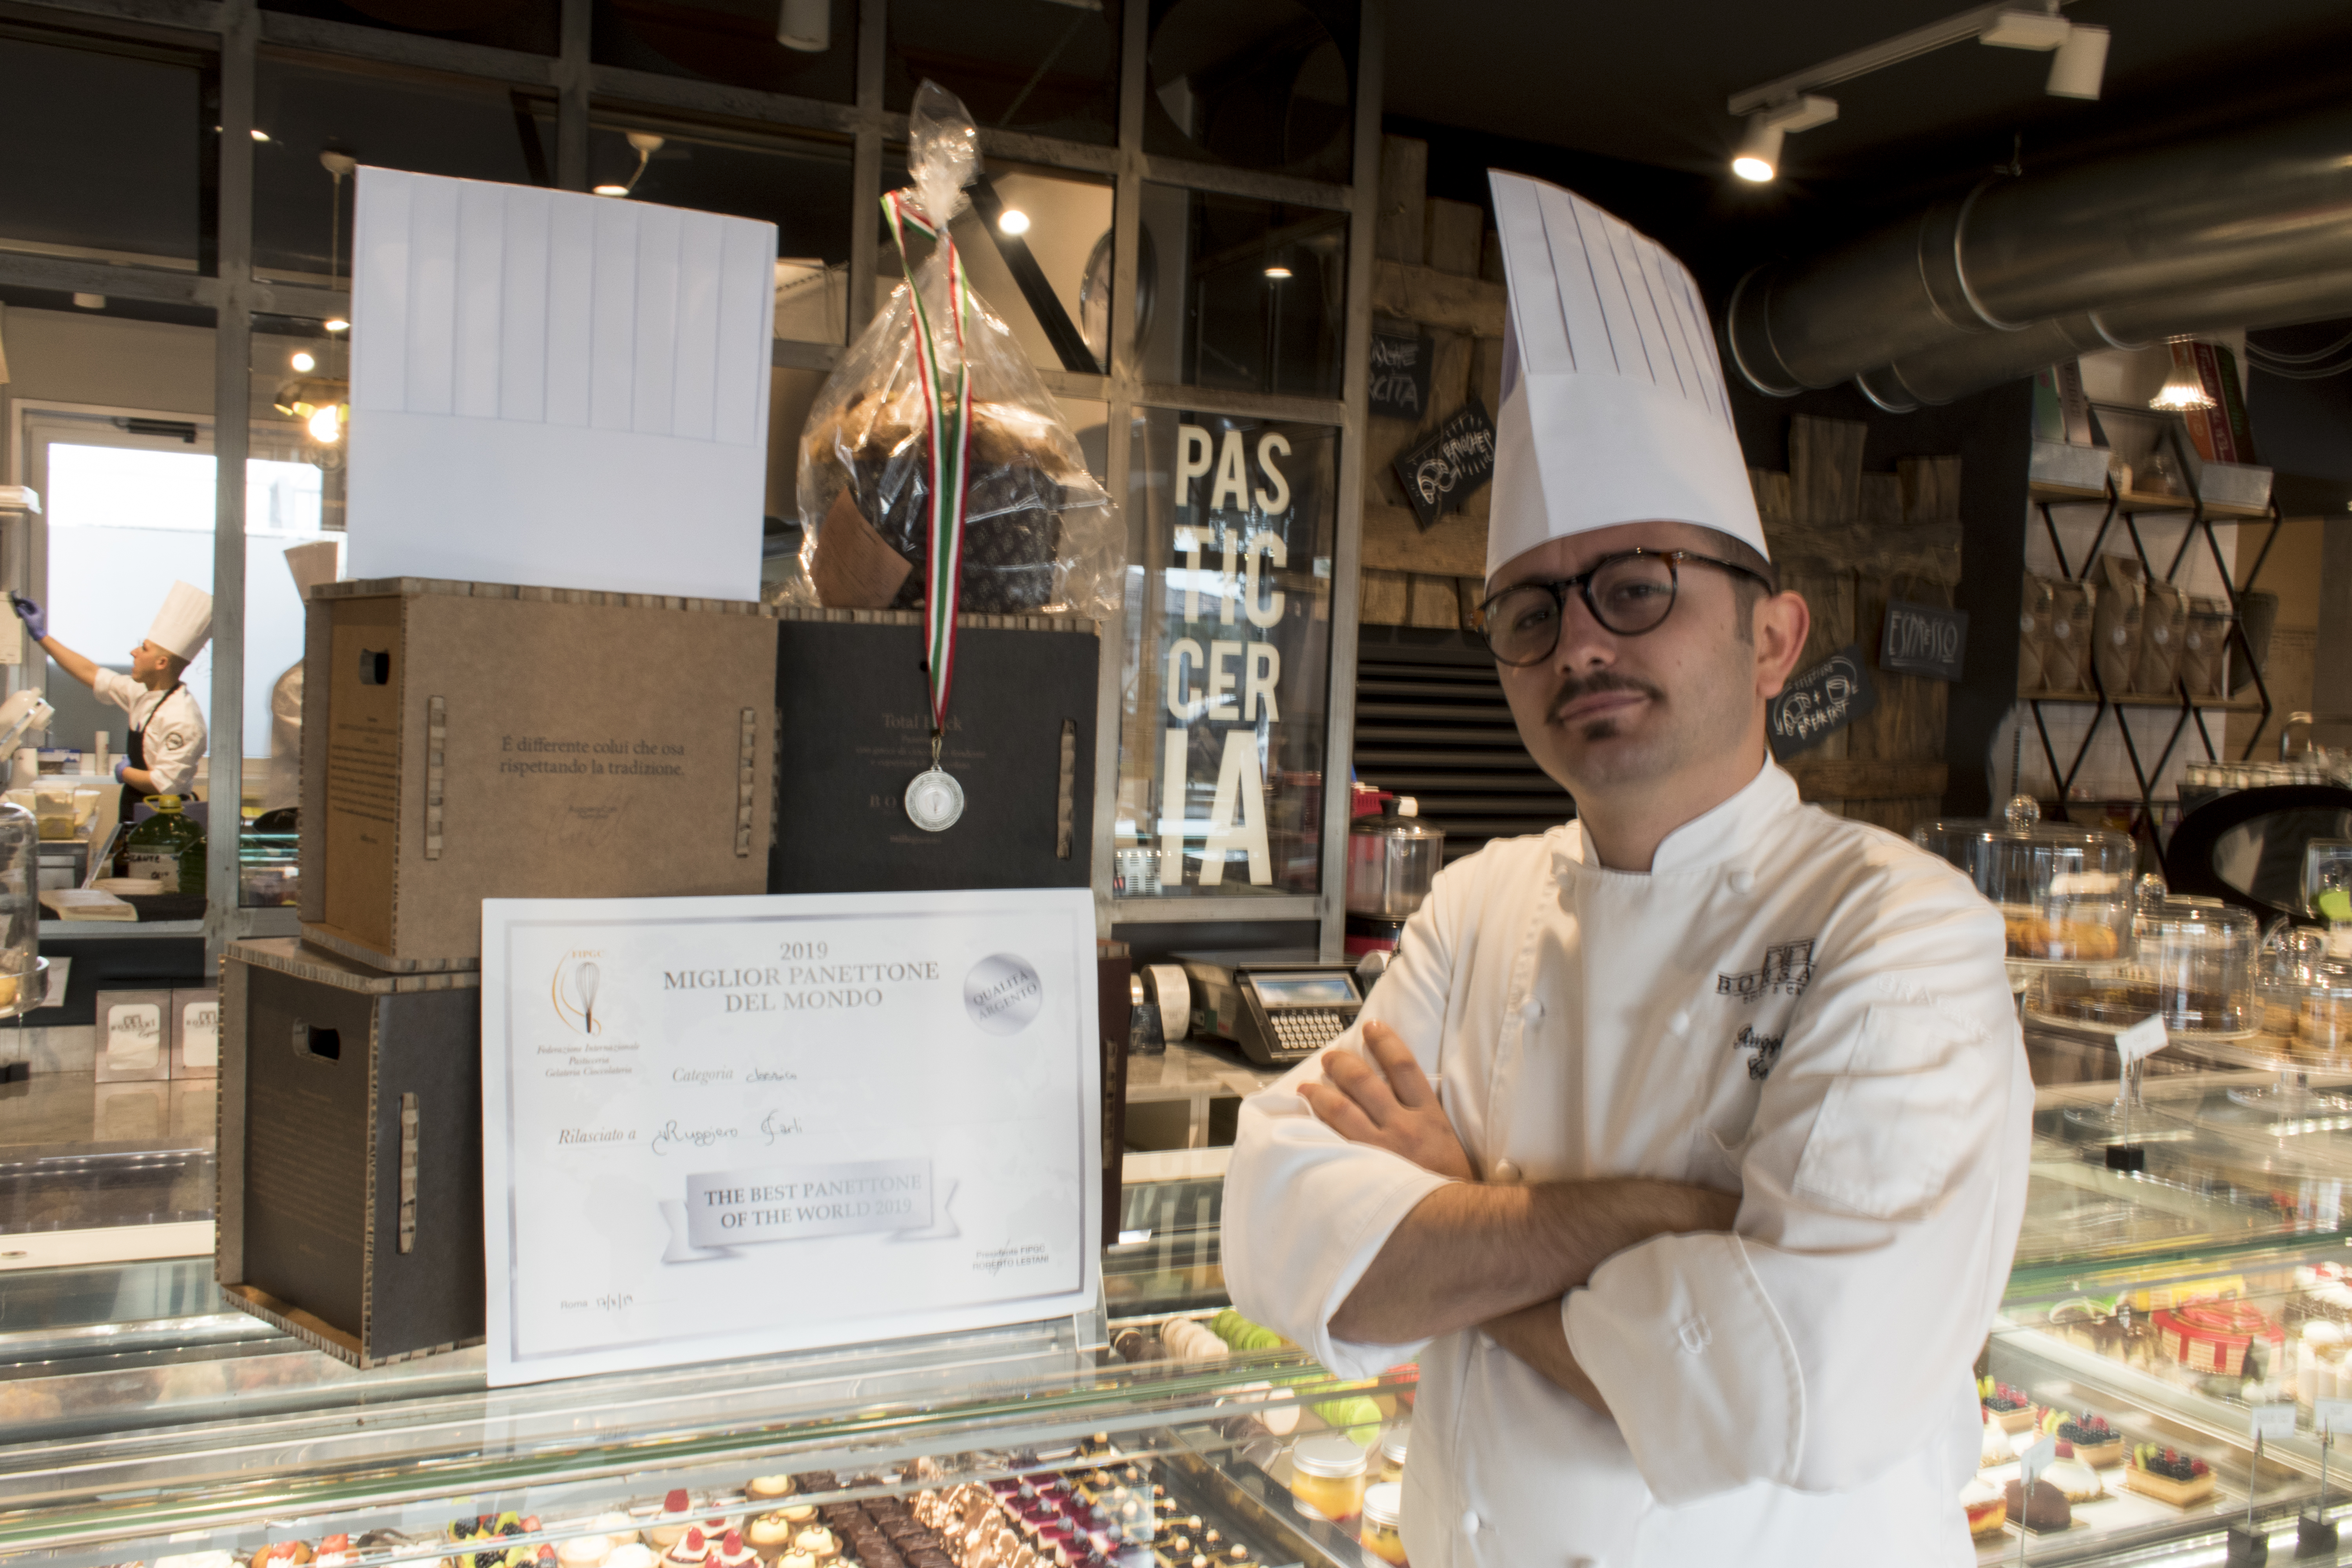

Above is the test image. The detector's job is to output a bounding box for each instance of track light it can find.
[2151,340,2217,412]
[777,0,828,51]
[1730,95,1837,183]
[2046,24,2108,99]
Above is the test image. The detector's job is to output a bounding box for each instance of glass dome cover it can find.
[2029,895,2260,1041]
[1913,796,2135,965]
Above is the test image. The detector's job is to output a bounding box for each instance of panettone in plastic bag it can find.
[788,82,1116,619]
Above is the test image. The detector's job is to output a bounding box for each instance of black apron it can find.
[122,682,187,820]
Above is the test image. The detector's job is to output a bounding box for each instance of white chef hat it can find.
[283,540,338,598]
[1485,171,1766,581]
[147,581,212,661]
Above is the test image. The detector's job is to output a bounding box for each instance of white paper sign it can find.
[2115,1013,2169,1066]
[2252,1401,2299,1440]
[479,888,1100,1386]
[2018,1435,2058,1484]
[2316,1397,2352,1435]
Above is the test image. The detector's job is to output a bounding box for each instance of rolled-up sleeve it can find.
[1221,862,1470,1380]
[1563,862,2033,1503]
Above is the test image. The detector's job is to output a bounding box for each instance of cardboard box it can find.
[298,579,778,971]
[93,988,171,1082]
[218,938,483,1366]
[171,985,219,1080]
[769,608,1097,893]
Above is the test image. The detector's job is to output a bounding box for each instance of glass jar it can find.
[0,797,36,1015]
[1347,802,1444,921]
[1359,1481,1406,1566]
[1289,1432,1369,1527]
[123,795,207,896]
[2299,962,2352,1052]
[2030,897,2258,1039]
[1377,1426,1408,1486]
[2260,926,2331,1037]
[1913,797,2134,966]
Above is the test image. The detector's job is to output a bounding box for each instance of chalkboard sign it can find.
[1393,401,1497,531]
[1767,645,1878,760]
[1369,327,1432,419]
[1880,599,1968,682]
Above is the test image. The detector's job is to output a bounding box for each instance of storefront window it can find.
[260,0,562,56]
[254,63,556,283]
[0,33,204,269]
[887,0,1120,147]
[1114,407,1335,898]
[1146,184,1347,400]
[595,0,857,105]
[1143,0,1354,184]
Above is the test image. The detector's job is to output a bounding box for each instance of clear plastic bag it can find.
[787,82,1117,619]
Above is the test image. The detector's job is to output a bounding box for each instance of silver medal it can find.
[905,766,964,832]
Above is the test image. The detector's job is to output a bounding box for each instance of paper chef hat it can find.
[283,540,339,599]
[146,580,213,661]
[1485,171,1766,581]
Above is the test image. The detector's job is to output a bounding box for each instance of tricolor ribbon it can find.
[882,189,975,742]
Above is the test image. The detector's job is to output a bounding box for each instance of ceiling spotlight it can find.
[2047,24,2109,99]
[251,128,271,143]
[290,351,316,372]
[997,208,1031,236]
[2151,341,2217,412]
[307,404,343,444]
[593,183,630,197]
[1730,94,1837,183]
[1263,264,1293,280]
[324,318,349,333]
[1979,9,2072,49]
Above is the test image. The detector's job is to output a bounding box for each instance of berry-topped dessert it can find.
[2122,1445,2216,1507]
[2043,1410,2125,1467]
[1980,1376,2038,1433]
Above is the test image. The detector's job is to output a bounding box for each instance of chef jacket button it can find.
[1729,869,1755,893]
[1491,1158,1522,1183]
[1668,1009,1690,1033]
[1519,998,1544,1024]
[1459,1510,1481,1534]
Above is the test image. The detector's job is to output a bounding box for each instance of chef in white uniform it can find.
[262,542,338,814]
[12,580,211,816]
[1221,172,2032,1568]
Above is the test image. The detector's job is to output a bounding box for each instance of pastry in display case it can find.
[2028,896,2259,1041]
[1915,797,2136,974]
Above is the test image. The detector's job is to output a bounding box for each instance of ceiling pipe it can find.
[1726,100,2352,396]
[1855,266,2352,409]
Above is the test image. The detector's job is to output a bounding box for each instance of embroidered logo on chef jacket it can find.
[1732,1024,1784,1080]
[1715,938,1815,1003]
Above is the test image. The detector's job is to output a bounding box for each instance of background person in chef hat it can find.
[1223,173,2031,1566]
[12,581,210,819]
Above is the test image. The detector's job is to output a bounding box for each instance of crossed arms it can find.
[1300,1021,1737,1416]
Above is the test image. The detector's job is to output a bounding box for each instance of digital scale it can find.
[1172,949,1367,1066]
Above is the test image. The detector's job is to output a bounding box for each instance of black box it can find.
[771,607,1098,892]
[218,938,483,1366]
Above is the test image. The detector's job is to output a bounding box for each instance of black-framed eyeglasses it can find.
[1474,549,1774,666]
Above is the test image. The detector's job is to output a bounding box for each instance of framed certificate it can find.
[480,887,1100,1385]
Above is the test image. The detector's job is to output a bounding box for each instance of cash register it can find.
[1171,949,1369,1066]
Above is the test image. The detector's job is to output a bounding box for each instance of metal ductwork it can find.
[1728,101,2352,403]
[1856,267,2352,409]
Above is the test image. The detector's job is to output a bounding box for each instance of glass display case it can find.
[39,1054,2352,1568]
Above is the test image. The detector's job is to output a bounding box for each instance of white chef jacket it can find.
[94,670,207,796]
[1223,761,2032,1568]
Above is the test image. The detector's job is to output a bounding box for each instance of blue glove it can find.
[113,759,128,783]
[9,596,44,641]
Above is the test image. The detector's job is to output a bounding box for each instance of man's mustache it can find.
[1547,671,1661,722]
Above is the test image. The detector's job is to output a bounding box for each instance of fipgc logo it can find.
[552,951,607,1035]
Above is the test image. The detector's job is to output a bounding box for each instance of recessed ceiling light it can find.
[998,208,1031,236]
[593,183,630,197]
[251,128,271,142]
[290,351,316,372]
[1263,265,1292,279]
[324,318,350,333]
